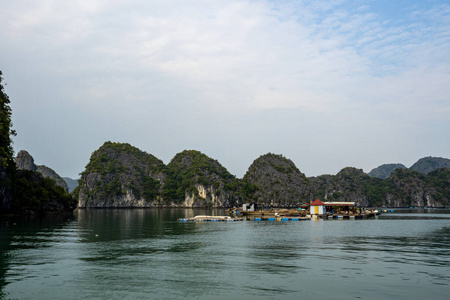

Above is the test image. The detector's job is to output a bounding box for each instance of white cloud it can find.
[1,0,449,177]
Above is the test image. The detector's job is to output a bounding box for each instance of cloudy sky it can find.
[1,0,449,179]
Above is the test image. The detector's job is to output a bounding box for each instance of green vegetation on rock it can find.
[161,150,239,206]
[311,166,449,207]
[12,170,75,214]
[1,70,75,215]
[77,147,242,208]
[0,70,15,211]
[243,153,312,206]
[71,143,450,208]
[76,141,165,207]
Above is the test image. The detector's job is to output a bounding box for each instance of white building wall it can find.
[310,205,326,215]
[319,206,326,214]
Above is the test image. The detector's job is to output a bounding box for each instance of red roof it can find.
[310,199,325,206]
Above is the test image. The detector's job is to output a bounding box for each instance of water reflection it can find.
[75,208,226,242]
[1,210,449,299]
[0,214,75,299]
[337,226,450,266]
[0,220,12,300]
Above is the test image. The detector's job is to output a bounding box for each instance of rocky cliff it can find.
[15,150,68,192]
[383,168,449,207]
[76,142,165,208]
[76,144,241,208]
[15,150,37,172]
[311,167,450,207]
[161,150,240,207]
[243,153,313,207]
[76,141,450,208]
[311,167,378,207]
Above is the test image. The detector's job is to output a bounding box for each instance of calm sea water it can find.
[1,209,449,300]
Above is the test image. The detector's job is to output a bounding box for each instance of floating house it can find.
[323,202,356,214]
[242,203,255,212]
[309,199,326,215]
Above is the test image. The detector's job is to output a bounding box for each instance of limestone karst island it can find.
[1,71,450,215]
[2,140,450,216]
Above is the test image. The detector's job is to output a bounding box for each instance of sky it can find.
[1,0,449,179]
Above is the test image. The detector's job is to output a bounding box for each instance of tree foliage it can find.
[78,141,165,203]
[0,70,15,211]
[161,150,238,203]
[0,70,74,214]
[0,70,15,169]
[12,170,75,213]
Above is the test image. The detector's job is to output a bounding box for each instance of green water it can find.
[1,209,449,299]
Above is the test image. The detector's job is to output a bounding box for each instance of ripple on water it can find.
[2,210,450,299]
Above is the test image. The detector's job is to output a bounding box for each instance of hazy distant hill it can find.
[410,157,450,174]
[15,150,69,192]
[63,177,79,193]
[368,163,407,179]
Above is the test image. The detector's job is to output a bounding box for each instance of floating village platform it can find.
[179,215,243,222]
[227,200,382,221]
[179,211,380,222]
[253,216,310,221]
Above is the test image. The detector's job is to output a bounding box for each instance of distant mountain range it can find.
[368,157,450,179]
[13,144,449,209]
[70,142,450,208]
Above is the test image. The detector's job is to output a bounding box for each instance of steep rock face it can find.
[410,157,450,174]
[311,167,450,207]
[15,150,68,192]
[74,142,450,208]
[384,168,449,207]
[425,168,450,206]
[311,168,376,207]
[15,150,37,172]
[368,163,406,179]
[76,142,165,208]
[161,150,240,207]
[243,153,313,206]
